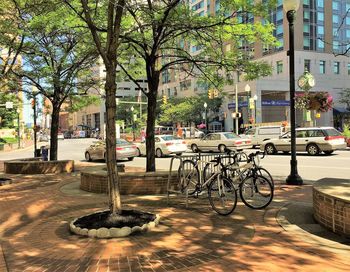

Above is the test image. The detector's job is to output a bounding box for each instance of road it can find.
[1,138,349,182]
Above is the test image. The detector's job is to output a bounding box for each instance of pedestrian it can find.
[141,129,146,142]
[177,125,183,138]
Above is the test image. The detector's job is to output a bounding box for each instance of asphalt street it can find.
[0,138,349,183]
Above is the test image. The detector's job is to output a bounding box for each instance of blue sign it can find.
[262,100,290,106]
[228,101,248,109]
[228,100,289,109]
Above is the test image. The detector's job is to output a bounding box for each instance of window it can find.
[347,30,350,38]
[276,24,283,35]
[192,0,204,11]
[318,39,325,50]
[307,130,324,137]
[332,1,339,10]
[303,23,309,33]
[333,61,340,74]
[317,12,324,22]
[319,60,326,74]
[304,59,311,72]
[317,0,324,8]
[276,10,283,21]
[296,130,307,138]
[304,11,310,20]
[333,15,339,24]
[347,63,350,75]
[333,41,340,51]
[303,0,310,5]
[346,17,350,25]
[317,26,324,35]
[303,37,310,47]
[277,61,283,74]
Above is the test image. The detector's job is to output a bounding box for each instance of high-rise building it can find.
[160,0,350,130]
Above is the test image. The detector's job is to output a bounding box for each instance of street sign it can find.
[5,102,13,109]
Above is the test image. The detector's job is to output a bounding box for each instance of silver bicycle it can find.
[178,158,237,216]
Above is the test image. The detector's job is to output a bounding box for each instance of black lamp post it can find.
[284,0,303,185]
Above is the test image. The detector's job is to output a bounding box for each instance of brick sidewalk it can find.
[0,167,349,271]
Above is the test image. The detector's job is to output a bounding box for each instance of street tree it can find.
[6,0,98,161]
[0,0,24,87]
[63,0,126,217]
[118,0,277,171]
[0,92,17,128]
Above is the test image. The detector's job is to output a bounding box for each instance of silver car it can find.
[85,139,138,161]
[261,127,346,155]
[188,132,252,153]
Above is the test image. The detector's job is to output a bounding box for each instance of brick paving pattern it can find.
[0,164,349,271]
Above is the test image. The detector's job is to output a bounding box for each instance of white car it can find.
[135,135,188,158]
[261,127,346,155]
[57,133,64,140]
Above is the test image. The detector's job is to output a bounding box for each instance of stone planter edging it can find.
[4,159,74,174]
[80,169,178,195]
[70,211,161,238]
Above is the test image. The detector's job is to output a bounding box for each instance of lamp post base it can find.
[286,173,303,185]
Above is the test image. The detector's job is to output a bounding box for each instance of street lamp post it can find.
[284,0,303,185]
[245,84,251,123]
[130,106,135,141]
[204,102,208,134]
[253,95,258,123]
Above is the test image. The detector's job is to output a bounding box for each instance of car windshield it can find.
[161,135,177,141]
[116,138,130,145]
[324,128,341,136]
[223,132,240,139]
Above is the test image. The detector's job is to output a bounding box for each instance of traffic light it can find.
[213,89,219,98]
[162,95,167,104]
[208,89,213,99]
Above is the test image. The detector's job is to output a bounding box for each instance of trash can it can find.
[41,146,49,161]
[35,149,41,157]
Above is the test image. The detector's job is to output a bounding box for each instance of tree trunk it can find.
[49,102,60,161]
[105,65,122,215]
[146,74,159,172]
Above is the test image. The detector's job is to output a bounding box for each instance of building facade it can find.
[159,0,350,131]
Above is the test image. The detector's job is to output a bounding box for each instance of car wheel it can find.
[307,144,320,156]
[128,157,134,161]
[85,152,92,162]
[156,148,163,158]
[191,144,199,153]
[218,144,226,153]
[176,153,182,156]
[136,148,141,157]
[282,151,289,154]
[265,144,277,155]
[324,150,334,155]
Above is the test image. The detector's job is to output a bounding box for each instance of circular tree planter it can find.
[70,210,161,238]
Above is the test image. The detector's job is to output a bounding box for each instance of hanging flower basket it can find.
[295,92,333,112]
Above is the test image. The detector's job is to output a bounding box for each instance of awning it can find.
[333,107,350,114]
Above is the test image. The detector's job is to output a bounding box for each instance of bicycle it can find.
[203,152,274,209]
[178,157,237,215]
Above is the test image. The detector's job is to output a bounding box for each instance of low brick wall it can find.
[313,178,350,238]
[80,168,179,195]
[4,159,74,174]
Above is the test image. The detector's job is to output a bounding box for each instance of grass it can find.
[1,137,18,144]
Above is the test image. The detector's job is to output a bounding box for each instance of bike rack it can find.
[166,155,189,208]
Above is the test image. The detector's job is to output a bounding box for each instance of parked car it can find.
[175,127,205,138]
[135,135,187,158]
[240,126,285,148]
[57,132,64,140]
[85,138,138,161]
[154,126,174,135]
[63,131,72,139]
[261,127,346,155]
[187,132,252,153]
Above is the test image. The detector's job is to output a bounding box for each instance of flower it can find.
[294,92,333,112]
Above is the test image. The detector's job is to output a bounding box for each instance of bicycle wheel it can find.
[178,159,199,195]
[208,176,237,216]
[256,167,274,187]
[203,160,219,183]
[239,175,273,209]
